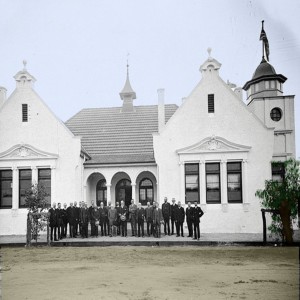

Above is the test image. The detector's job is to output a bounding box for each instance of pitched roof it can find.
[65,104,178,164]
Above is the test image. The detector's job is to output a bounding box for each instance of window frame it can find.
[271,162,285,183]
[227,162,243,204]
[206,162,221,204]
[19,169,32,208]
[139,178,154,206]
[0,170,13,209]
[208,94,215,113]
[185,163,200,204]
[270,107,282,122]
[38,168,51,207]
[96,179,107,206]
[22,104,28,122]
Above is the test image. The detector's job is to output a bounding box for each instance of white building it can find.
[0,28,296,235]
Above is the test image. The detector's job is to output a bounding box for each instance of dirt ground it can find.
[0,246,299,300]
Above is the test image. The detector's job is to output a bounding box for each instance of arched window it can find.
[96,180,107,206]
[139,178,153,206]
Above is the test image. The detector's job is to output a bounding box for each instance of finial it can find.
[23,60,27,71]
[126,52,130,75]
[262,20,264,30]
[207,47,212,58]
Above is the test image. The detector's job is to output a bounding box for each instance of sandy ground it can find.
[0,246,299,300]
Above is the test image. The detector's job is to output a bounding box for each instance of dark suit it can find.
[136,207,145,237]
[162,202,171,235]
[129,204,137,236]
[193,206,204,240]
[61,208,68,238]
[115,206,121,235]
[145,206,153,236]
[119,205,128,237]
[175,206,185,236]
[66,206,75,237]
[91,207,100,237]
[170,203,178,234]
[152,207,163,238]
[99,207,108,236]
[80,207,89,238]
[56,208,64,239]
[74,206,80,236]
[185,207,194,237]
[49,208,58,241]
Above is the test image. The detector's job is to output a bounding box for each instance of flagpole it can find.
[262,20,265,61]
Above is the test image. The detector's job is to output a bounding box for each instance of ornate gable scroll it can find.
[0,144,58,161]
[177,135,251,155]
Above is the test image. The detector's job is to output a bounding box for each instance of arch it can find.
[96,179,107,206]
[85,172,106,207]
[115,178,132,207]
[136,171,157,205]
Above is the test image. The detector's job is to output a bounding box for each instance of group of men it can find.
[48,197,204,241]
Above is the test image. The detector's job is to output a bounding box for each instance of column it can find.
[221,160,228,212]
[31,166,38,185]
[131,184,136,204]
[51,166,56,205]
[106,184,112,205]
[199,161,206,205]
[12,167,19,209]
[83,185,87,205]
[242,159,249,212]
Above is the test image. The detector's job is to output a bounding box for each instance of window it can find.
[255,83,259,92]
[38,169,51,207]
[270,107,282,122]
[206,163,221,203]
[22,104,28,122]
[208,94,214,113]
[185,164,199,204]
[19,169,32,208]
[272,162,285,183]
[0,170,12,208]
[227,162,242,203]
[265,81,270,89]
[139,178,153,206]
[270,80,275,89]
[96,180,107,206]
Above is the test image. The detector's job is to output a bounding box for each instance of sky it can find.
[0,0,299,158]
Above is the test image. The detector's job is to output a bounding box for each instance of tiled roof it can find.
[65,105,178,164]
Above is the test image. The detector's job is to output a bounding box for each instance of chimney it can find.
[157,89,165,133]
[0,86,7,107]
[234,87,243,101]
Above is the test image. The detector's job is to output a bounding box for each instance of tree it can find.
[25,183,49,244]
[256,159,300,245]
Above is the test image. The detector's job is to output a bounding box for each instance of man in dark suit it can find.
[61,203,68,238]
[80,202,89,238]
[170,198,178,235]
[153,202,163,238]
[185,202,194,237]
[193,201,204,240]
[119,200,128,237]
[175,201,185,237]
[73,201,80,237]
[115,202,121,235]
[56,203,64,240]
[162,197,171,236]
[49,202,58,241]
[136,203,145,237]
[99,202,108,236]
[66,202,75,238]
[89,200,95,237]
[129,199,137,236]
[145,202,153,237]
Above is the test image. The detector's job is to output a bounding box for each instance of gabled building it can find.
[0,24,296,235]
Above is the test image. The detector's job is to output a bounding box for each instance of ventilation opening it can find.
[22,104,28,122]
[208,94,214,113]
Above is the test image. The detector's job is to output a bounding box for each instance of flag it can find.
[259,21,269,61]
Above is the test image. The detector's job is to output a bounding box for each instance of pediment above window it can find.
[0,144,58,161]
[176,135,251,155]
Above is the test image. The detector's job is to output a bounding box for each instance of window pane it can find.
[206,163,220,172]
[185,172,199,204]
[206,173,220,203]
[19,169,32,208]
[146,189,153,202]
[140,179,152,187]
[185,164,199,174]
[227,162,241,171]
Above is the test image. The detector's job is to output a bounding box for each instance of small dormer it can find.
[199,48,222,78]
[14,60,36,90]
[119,64,136,112]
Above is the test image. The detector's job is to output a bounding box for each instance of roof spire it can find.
[23,59,27,71]
[260,20,270,62]
[120,56,136,112]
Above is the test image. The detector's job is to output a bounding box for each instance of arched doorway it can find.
[96,179,107,206]
[116,179,132,207]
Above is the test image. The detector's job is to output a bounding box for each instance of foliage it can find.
[256,159,300,244]
[25,183,50,243]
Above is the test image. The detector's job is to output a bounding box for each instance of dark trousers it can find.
[194,222,200,239]
[131,217,137,236]
[91,221,98,236]
[146,220,153,236]
[121,220,127,237]
[176,221,184,236]
[105,218,110,235]
[137,219,144,237]
[73,220,79,236]
[100,221,107,236]
[81,222,88,238]
[116,219,121,235]
[163,218,170,235]
[57,220,63,239]
[187,220,193,237]
[63,222,67,238]
[171,218,176,234]
[69,223,74,238]
[153,222,161,238]
[50,226,57,241]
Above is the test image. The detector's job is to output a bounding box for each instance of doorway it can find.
[116,179,132,207]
